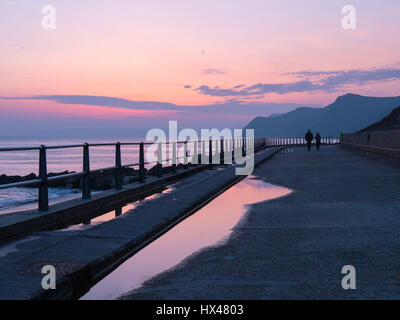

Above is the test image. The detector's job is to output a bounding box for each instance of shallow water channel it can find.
[81,175,292,300]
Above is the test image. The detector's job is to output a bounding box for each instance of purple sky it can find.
[1,1,400,138]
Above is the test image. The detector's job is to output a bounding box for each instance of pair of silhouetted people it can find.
[305,130,321,151]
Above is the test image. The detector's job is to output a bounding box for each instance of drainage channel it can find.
[57,186,175,232]
[81,175,292,300]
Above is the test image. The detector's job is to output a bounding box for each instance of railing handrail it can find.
[0,137,338,152]
[0,139,240,152]
[0,137,338,212]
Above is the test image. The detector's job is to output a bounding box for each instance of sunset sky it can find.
[1,0,400,138]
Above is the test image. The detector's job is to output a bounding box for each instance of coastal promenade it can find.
[125,145,400,299]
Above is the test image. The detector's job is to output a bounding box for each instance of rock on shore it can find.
[0,162,197,190]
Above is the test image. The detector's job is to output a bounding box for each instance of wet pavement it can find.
[123,146,400,300]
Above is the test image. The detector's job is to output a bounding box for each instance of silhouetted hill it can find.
[245,94,400,137]
[360,106,400,132]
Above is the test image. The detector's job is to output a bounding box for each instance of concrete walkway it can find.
[125,146,400,299]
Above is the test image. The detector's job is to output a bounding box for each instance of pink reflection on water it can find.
[91,187,174,224]
[61,187,174,231]
[81,176,291,300]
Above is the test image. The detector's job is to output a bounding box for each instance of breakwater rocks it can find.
[0,163,196,190]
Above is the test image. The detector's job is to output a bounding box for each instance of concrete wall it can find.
[341,130,400,159]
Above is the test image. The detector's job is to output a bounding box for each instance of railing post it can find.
[201,140,207,164]
[157,142,163,177]
[184,141,188,169]
[82,143,91,199]
[38,145,49,212]
[232,139,235,163]
[220,138,224,165]
[209,139,212,164]
[214,140,218,164]
[139,142,145,182]
[172,141,177,173]
[115,142,122,190]
[192,141,198,165]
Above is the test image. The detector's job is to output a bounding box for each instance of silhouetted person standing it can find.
[315,132,321,150]
[305,130,314,151]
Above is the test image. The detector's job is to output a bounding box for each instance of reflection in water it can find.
[81,176,292,300]
[60,187,174,232]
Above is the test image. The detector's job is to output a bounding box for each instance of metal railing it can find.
[0,136,337,212]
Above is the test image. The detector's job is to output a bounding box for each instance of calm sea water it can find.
[0,137,143,176]
[0,137,142,210]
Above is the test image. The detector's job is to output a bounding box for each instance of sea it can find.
[0,137,143,211]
